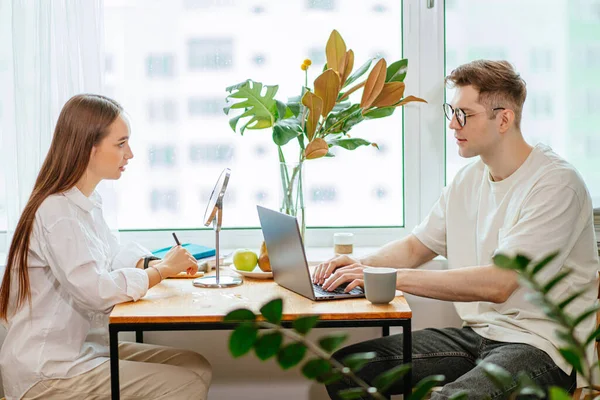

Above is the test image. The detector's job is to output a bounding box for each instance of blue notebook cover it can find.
[151,243,216,260]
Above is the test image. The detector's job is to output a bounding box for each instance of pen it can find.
[172,232,181,246]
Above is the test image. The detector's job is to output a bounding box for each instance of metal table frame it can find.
[109,319,412,399]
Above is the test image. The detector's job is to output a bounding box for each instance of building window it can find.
[200,188,236,205]
[255,190,268,203]
[467,47,507,61]
[147,100,177,122]
[306,0,335,10]
[529,94,553,118]
[184,0,234,9]
[311,186,337,202]
[105,54,113,73]
[190,144,235,163]
[188,97,224,116]
[146,54,175,78]
[150,189,178,212]
[149,146,176,168]
[252,5,265,14]
[188,38,233,70]
[373,186,388,200]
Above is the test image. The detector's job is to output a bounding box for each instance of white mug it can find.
[363,267,397,304]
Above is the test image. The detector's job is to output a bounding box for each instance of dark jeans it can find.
[326,327,575,399]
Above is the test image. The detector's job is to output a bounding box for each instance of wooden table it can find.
[109,271,413,399]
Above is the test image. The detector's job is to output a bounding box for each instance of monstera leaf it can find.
[224,80,287,135]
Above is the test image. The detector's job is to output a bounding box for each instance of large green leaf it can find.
[223,308,256,322]
[514,372,545,398]
[558,289,587,310]
[224,80,279,134]
[254,331,283,361]
[493,254,521,271]
[548,387,572,400]
[301,358,332,380]
[319,333,348,353]
[277,342,307,370]
[337,388,367,399]
[558,348,584,374]
[229,322,258,358]
[364,107,395,119]
[573,304,600,327]
[260,298,283,325]
[373,363,411,393]
[328,137,374,151]
[342,351,377,373]
[386,59,408,82]
[344,57,375,88]
[408,375,445,400]
[293,315,320,335]
[323,104,362,135]
[480,362,513,390]
[543,269,572,294]
[531,252,559,275]
[272,118,302,146]
[316,370,343,385]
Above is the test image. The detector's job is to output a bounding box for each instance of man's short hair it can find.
[445,60,527,129]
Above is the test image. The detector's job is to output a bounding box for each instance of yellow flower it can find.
[301,63,308,71]
[303,59,312,66]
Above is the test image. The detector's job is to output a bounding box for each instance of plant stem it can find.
[258,321,387,400]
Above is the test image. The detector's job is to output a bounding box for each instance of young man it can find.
[314,60,599,398]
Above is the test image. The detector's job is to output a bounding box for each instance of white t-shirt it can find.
[0,187,151,400]
[413,143,599,376]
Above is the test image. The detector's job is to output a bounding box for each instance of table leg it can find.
[382,325,389,337]
[402,319,412,398]
[135,329,144,343]
[109,324,120,400]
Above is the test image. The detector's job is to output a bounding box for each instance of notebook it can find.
[151,243,216,260]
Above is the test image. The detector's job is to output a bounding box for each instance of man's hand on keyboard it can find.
[313,255,360,285]
[321,264,368,293]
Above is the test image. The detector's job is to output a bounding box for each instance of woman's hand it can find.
[155,246,198,278]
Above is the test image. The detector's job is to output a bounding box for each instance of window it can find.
[189,144,235,163]
[150,189,179,212]
[188,97,224,116]
[146,54,175,78]
[147,100,177,122]
[306,0,334,11]
[187,38,233,70]
[149,146,176,168]
[446,0,600,206]
[104,0,405,232]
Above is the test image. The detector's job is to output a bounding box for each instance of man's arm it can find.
[395,265,519,303]
[360,234,438,269]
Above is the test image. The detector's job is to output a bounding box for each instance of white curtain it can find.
[0,0,111,255]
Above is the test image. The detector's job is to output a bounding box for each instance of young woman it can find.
[0,94,212,400]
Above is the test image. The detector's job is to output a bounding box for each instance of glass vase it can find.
[278,161,306,241]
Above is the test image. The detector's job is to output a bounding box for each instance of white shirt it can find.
[0,187,151,400]
[413,144,599,376]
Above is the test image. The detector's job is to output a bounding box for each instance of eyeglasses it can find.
[443,103,506,128]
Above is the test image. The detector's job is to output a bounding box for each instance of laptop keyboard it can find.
[313,283,364,297]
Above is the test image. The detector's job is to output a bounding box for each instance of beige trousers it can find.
[23,342,212,400]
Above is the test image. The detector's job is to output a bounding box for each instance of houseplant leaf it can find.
[371,82,406,108]
[323,104,361,134]
[229,322,258,358]
[305,138,329,160]
[254,331,283,361]
[373,363,411,393]
[301,358,332,380]
[293,315,319,335]
[301,91,323,141]
[340,49,354,87]
[223,308,256,322]
[314,69,341,117]
[360,58,387,112]
[393,95,427,107]
[342,351,377,373]
[277,342,307,370]
[386,59,408,82]
[318,332,348,352]
[364,107,395,119]
[343,57,375,88]
[224,80,279,134]
[328,137,375,151]
[272,118,303,146]
[260,298,283,324]
[325,29,346,73]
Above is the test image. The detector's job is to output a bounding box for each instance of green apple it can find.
[233,249,258,272]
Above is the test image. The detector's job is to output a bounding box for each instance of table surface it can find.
[109,267,412,324]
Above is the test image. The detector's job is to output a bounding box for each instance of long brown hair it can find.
[0,94,123,320]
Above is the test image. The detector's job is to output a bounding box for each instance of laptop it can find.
[257,205,365,301]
